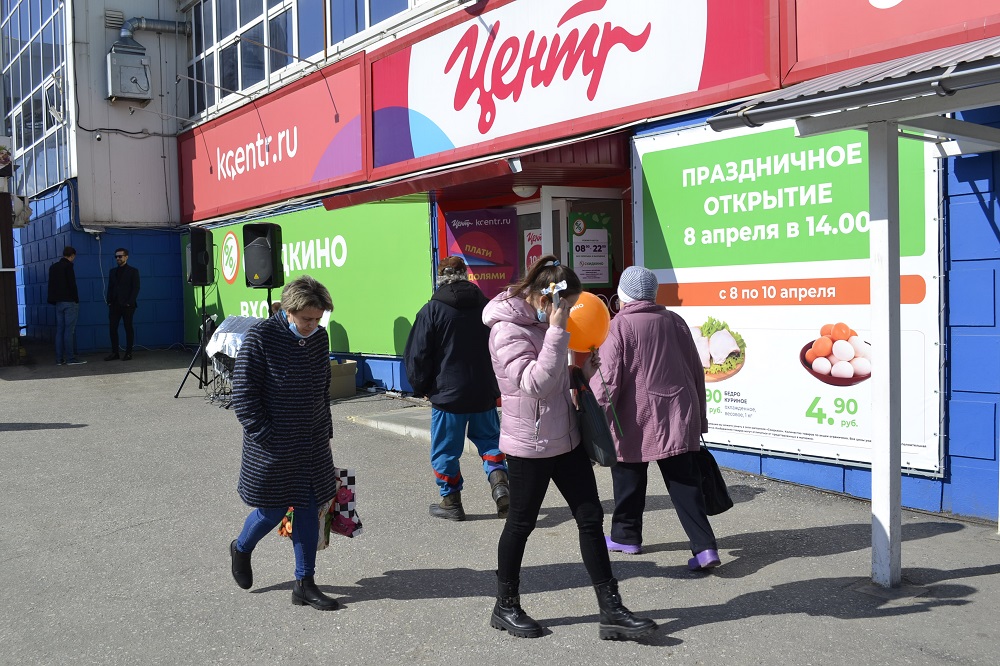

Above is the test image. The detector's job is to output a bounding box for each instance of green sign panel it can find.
[641,127,926,269]
[183,197,433,356]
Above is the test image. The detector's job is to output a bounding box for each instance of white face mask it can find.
[288,321,317,339]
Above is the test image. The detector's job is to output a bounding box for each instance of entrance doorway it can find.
[516,186,624,309]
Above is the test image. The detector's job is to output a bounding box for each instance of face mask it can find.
[536,309,547,323]
[288,319,318,339]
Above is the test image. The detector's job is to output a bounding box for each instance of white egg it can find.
[851,357,872,376]
[812,357,832,375]
[832,339,856,362]
[831,361,855,378]
[827,354,838,365]
[849,336,871,359]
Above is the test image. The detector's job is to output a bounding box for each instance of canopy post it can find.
[868,120,903,588]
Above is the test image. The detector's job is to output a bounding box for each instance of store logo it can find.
[445,0,652,134]
[221,231,240,284]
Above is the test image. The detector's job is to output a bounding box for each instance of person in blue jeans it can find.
[404,256,507,521]
[48,246,85,365]
[229,276,340,611]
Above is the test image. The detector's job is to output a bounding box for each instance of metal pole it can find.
[867,120,902,588]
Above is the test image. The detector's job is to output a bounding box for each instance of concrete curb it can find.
[348,408,479,454]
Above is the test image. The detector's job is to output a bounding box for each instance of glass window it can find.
[268,9,290,71]
[297,0,323,58]
[21,98,32,146]
[29,38,40,87]
[371,0,407,25]
[194,3,203,54]
[268,0,282,8]
[203,1,214,52]
[29,0,39,36]
[220,42,238,96]
[241,22,265,88]
[187,63,196,116]
[331,0,365,44]
[218,0,237,38]
[18,3,27,40]
[195,58,206,114]
[205,52,216,107]
[41,21,52,77]
[10,57,20,106]
[240,0,262,28]
[44,133,57,190]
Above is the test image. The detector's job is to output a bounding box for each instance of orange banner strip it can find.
[658,275,926,307]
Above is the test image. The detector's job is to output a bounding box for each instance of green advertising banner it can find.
[183,197,433,356]
[641,126,926,269]
[634,121,941,474]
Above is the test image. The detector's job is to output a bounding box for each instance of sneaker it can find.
[67,359,87,365]
[688,549,722,571]
[605,535,642,555]
[104,353,120,361]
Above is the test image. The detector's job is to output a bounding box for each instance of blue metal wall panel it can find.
[761,456,844,492]
[950,334,1000,394]
[947,267,996,327]
[949,397,999,460]
[947,197,1000,261]
[944,458,999,520]
[711,448,762,475]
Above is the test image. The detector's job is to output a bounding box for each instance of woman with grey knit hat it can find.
[588,265,721,571]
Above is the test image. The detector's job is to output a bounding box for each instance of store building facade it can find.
[174,0,999,521]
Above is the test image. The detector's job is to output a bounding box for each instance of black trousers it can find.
[498,443,612,586]
[610,451,718,555]
[109,304,135,354]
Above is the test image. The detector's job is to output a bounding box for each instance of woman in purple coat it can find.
[590,266,721,571]
[483,255,656,641]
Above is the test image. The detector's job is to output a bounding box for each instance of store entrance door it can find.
[516,186,624,306]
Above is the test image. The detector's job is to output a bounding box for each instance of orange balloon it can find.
[566,292,611,352]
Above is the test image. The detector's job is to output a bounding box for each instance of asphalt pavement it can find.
[2,342,999,665]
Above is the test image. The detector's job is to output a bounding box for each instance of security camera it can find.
[94,132,102,141]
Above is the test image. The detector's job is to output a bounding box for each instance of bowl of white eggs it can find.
[799,336,872,387]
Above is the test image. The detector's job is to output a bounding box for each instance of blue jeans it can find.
[430,408,505,497]
[236,493,319,580]
[54,302,79,363]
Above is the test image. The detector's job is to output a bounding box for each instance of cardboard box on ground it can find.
[329,359,358,399]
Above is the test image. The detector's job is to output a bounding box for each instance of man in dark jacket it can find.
[404,256,507,521]
[48,246,85,365]
[105,247,140,361]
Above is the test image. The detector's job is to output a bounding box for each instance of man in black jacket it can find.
[404,256,508,521]
[105,247,140,361]
[48,246,85,365]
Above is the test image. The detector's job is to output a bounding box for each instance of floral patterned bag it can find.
[276,467,364,551]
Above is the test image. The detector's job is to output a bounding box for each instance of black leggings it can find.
[497,444,612,585]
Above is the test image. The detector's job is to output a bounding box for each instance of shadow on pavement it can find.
[0,422,89,431]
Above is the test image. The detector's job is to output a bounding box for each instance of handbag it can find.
[696,438,733,516]
[571,367,618,467]
[277,466,364,551]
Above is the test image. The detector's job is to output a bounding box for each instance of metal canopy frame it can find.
[707,35,1000,588]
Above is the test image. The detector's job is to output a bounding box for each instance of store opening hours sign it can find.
[634,121,942,473]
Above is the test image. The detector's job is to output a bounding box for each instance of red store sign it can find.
[178,54,367,223]
[784,0,1000,84]
[369,0,779,180]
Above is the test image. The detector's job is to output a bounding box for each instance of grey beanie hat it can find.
[617,266,658,303]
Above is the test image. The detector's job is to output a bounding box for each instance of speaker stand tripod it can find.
[175,285,215,398]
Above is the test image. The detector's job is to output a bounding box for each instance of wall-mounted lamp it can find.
[512,185,537,198]
[507,157,523,173]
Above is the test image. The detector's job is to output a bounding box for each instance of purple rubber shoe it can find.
[605,535,642,555]
[688,549,721,571]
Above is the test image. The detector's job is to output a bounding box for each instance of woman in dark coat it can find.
[228,275,340,611]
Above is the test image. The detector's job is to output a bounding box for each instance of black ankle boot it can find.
[490,575,543,638]
[594,578,657,641]
[488,470,510,518]
[429,491,466,521]
[229,540,252,590]
[291,576,340,611]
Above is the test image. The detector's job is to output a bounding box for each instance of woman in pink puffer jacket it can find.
[482,255,656,642]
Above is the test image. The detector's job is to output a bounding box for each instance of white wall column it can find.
[867,120,902,588]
